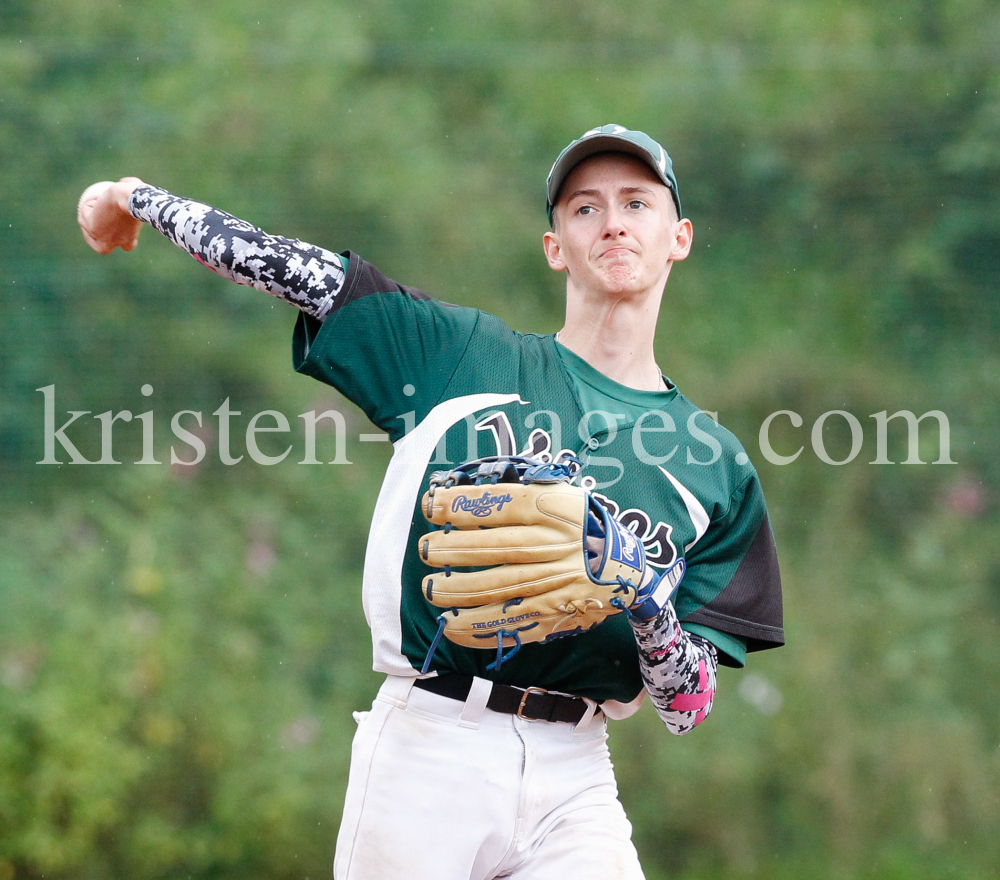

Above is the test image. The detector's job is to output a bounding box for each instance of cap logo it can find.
[657,145,667,175]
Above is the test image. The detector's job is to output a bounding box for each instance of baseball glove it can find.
[417,455,685,671]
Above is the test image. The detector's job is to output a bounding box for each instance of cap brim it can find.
[546,136,673,208]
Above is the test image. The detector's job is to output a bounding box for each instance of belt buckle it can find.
[516,686,548,720]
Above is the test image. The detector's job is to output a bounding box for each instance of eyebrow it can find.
[564,185,657,202]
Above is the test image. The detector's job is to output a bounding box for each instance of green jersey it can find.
[293,253,783,707]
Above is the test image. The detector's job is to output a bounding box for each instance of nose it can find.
[601,206,628,238]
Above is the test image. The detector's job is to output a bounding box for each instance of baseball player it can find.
[78,124,783,879]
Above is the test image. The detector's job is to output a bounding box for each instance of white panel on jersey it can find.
[658,465,711,551]
[362,393,523,676]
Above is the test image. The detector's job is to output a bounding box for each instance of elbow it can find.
[663,711,711,736]
[674,710,710,735]
[660,695,714,735]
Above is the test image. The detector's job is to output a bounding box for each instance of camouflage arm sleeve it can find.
[630,603,718,735]
[128,185,346,320]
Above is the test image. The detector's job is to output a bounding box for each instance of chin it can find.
[598,266,642,296]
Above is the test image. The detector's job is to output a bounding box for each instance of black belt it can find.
[413,674,595,724]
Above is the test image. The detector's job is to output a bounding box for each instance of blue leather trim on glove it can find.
[631,557,686,621]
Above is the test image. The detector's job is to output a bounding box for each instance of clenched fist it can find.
[77,177,145,254]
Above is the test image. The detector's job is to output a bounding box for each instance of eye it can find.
[577,204,595,215]
[627,199,646,210]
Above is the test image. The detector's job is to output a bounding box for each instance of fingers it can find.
[77,181,116,217]
[420,524,578,568]
[77,178,143,254]
[422,561,583,607]
[78,181,115,253]
[421,482,586,528]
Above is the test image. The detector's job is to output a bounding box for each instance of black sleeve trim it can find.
[682,514,784,653]
[335,250,436,313]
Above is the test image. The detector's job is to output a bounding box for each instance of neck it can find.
[557,286,665,392]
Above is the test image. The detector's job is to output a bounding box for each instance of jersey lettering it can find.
[593,491,679,568]
[474,412,516,456]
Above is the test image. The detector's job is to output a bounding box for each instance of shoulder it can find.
[637,387,763,520]
[668,388,745,444]
[655,388,753,466]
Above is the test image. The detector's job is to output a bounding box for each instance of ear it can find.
[542,230,566,272]
[669,219,694,262]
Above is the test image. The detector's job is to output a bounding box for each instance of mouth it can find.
[599,246,635,259]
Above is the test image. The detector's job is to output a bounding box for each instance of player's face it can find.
[543,153,691,301]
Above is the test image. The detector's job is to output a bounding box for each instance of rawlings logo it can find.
[616,523,642,565]
[604,518,644,571]
[451,491,513,517]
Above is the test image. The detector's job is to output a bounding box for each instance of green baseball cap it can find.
[546,124,681,224]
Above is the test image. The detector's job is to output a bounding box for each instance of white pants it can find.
[333,675,645,880]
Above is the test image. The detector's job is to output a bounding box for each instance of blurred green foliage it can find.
[2,1,999,878]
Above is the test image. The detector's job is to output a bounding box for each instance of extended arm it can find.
[77,179,347,320]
